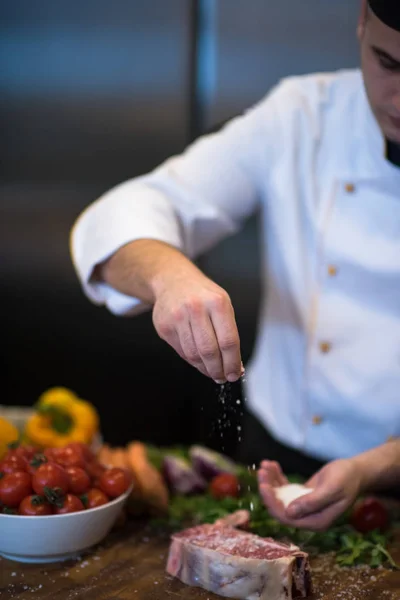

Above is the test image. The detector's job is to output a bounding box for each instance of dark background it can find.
[1,1,359,456]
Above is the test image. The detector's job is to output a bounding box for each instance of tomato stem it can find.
[2,507,17,515]
[31,495,46,506]
[43,486,65,508]
[30,454,48,469]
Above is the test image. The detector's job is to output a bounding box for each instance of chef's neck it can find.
[386,139,400,168]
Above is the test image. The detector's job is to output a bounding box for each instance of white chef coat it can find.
[71,68,400,462]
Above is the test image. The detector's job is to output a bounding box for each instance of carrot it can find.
[112,447,130,470]
[97,444,114,467]
[126,442,169,515]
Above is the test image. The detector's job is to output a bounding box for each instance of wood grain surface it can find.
[0,521,399,600]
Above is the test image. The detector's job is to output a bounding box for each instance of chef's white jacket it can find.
[71,68,400,462]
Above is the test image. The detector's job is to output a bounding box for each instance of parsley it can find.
[151,462,399,570]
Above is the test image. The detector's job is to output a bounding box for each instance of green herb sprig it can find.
[150,457,399,570]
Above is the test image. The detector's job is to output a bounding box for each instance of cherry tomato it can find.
[98,468,132,499]
[351,497,389,533]
[19,495,53,516]
[66,466,91,495]
[82,488,109,509]
[54,494,84,514]
[43,448,56,462]
[15,445,39,461]
[6,445,38,462]
[209,473,240,500]
[51,446,86,470]
[32,463,69,496]
[86,460,106,482]
[0,455,27,474]
[67,442,94,462]
[26,454,49,475]
[0,471,32,507]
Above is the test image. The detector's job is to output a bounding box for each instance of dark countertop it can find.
[1,520,399,600]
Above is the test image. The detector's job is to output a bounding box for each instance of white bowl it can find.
[0,485,132,564]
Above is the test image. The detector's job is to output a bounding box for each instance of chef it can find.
[71,0,400,512]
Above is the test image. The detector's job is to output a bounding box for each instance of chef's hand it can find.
[152,269,244,384]
[258,459,363,531]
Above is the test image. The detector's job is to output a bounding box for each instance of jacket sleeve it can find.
[70,82,287,316]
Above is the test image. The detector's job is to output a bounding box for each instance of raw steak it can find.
[166,512,312,600]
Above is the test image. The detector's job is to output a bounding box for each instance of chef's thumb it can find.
[286,487,333,520]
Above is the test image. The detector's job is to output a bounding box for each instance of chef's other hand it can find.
[152,270,243,384]
[258,459,363,531]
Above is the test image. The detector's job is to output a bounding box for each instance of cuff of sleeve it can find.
[70,181,183,315]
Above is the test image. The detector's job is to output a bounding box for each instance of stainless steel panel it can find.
[1,0,190,185]
[210,0,360,123]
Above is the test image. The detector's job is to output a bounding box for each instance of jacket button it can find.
[345,183,356,193]
[328,265,338,277]
[319,342,332,354]
[312,415,323,425]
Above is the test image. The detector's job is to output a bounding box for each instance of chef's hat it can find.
[369,0,400,31]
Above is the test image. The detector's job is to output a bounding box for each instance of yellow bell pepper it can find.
[24,387,99,448]
[0,417,19,460]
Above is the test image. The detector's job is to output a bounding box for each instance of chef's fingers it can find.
[264,460,288,486]
[174,320,210,379]
[285,500,348,532]
[190,305,225,382]
[259,461,288,487]
[259,481,345,531]
[286,484,342,520]
[209,300,242,382]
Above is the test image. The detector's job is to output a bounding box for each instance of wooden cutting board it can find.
[0,521,399,600]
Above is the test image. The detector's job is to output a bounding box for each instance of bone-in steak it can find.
[166,514,312,599]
